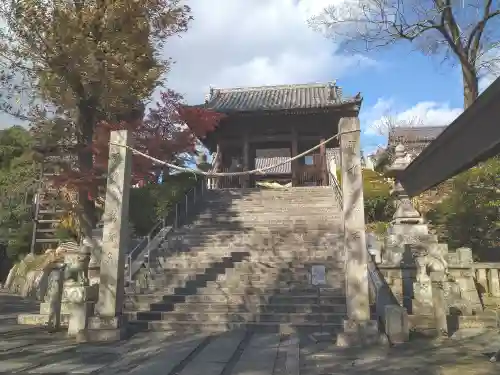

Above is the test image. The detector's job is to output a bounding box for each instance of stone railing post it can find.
[336,115,379,347]
[46,262,65,332]
[84,130,132,342]
[488,269,500,297]
[430,271,448,336]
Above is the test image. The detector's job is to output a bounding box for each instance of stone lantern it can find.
[385,144,427,235]
[382,144,430,264]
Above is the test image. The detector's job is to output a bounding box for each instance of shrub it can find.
[336,168,394,223]
[129,172,199,236]
[426,156,500,260]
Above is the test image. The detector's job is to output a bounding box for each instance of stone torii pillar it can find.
[83,130,132,342]
[336,116,379,347]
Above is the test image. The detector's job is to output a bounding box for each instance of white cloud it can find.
[363,99,462,136]
[162,0,376,104]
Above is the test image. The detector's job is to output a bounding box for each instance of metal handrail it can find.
[329,168,343,208]
[126,153,218,284]
[125,177,207,283]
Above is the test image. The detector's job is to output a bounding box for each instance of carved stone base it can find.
[67,301,95,336]
[387,223,429,237]
[79,315,129,342]
[413,281,434,315]
[336,319,383,347]
[18,301,74,328]
[17,313,69,327]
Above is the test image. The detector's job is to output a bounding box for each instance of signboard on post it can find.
[310,265,326,286]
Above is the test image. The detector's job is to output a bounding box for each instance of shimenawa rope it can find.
[109,129,359,178]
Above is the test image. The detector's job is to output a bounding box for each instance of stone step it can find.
[146,270,322,284]
[197,209,341,216]
[173,223,343,232]
[203,200,339,205]
[199,202,340,208]
[204,195,337,201]
[129,320,343,334]
[126,289,346,304]
[190,217,343,225]
[165,231,343,240]
[130,302,348,314]
[142,259,345,281]
[160,245,342,255]
[134,277,345,296]
[143,276,316,292]
[164,237,343,247]
[124,295,348,313]
[151,257,343,273]
[127,311,346,324]
[165,231,343,242]
[155,248,342,260]
[155,252,343,268]
[155,253,251,267]
[203,204,341,209]
[204,192,336,199]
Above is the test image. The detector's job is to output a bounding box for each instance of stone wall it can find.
[3,251,63,300]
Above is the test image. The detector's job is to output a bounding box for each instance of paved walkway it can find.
[1,291,500,374]
[300,330,500,375]
[0,292,296,374]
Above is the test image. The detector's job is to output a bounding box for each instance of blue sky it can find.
[1,0,498,157]
[349,44,466,152]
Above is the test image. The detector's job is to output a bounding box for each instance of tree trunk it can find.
[462,64,479,109]
[77,103,97,244]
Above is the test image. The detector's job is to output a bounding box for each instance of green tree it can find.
[427,156,500,259]
[1,0,192,243]
[337,168,394,223]
[0,126,37,259]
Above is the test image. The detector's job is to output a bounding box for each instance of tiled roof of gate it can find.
[388,126,447,144]
[202,82,361,113]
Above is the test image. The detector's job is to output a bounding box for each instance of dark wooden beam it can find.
[242,130,250,188]
[399,76,500,197]
[320,137,327,186]
[214,144,222,189]
[221,134,328,144]
[291,126,298,186]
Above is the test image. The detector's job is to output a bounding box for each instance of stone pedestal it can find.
[82,315,128,342]
[384,305,409,344]
[413,279,434,315]
[63,282,98,337]
[88,227,103,286]
[336,319,382,347]
[453,269,483,314]
[17,263,65,329]
[84,130,132,342]
[430,271,448,336]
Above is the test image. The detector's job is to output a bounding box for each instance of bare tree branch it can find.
[310,0,500,109]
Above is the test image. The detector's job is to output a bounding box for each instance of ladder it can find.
[30,157,72,254]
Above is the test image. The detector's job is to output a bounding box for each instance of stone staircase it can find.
[125,187,347,334]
